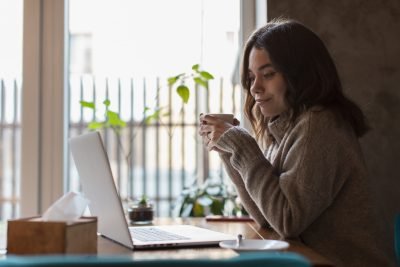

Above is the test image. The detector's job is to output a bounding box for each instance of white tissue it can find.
[42,191,89,222]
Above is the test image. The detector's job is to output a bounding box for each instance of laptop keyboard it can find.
[130,227,190,242]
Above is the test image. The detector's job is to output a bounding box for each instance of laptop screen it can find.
[69,131,134,249]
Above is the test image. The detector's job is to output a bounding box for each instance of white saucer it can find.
[219,239,289,252]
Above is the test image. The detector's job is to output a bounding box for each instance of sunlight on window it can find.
[69,0,239,77]
[0,1,22,79]
[68,0,241,216]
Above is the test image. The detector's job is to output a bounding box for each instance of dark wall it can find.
[267,0,400,237]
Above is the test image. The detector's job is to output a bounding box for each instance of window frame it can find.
[21,0,68,216]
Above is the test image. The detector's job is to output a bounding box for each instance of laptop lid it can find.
[69,131,134,249]
[69,131,236,249]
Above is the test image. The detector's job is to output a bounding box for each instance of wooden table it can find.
[96,217,334,266]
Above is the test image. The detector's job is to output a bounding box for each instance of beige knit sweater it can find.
[215,107,394,267]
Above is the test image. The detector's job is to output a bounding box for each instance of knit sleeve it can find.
[215,112,354,238]
[218,152,269,228]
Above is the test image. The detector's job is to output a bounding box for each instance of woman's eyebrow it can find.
[258,63,273,71]
[249,63,273,73]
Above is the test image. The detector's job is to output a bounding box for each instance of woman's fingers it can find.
[200,124,213,134]
[199,114,235,150]
[201,114,221,125]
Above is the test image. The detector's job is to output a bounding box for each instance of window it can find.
[0,0,23,220]
[17,0,262,218]
[67,0,241,216]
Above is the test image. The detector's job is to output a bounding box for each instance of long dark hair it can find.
[241,18,369,143]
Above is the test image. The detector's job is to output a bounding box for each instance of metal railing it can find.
[0,78,21,220]
[0,75,241,219]
[67,75,241,217]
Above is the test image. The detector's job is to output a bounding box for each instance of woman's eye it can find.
[263,71,276,79]
[248,71,276,85]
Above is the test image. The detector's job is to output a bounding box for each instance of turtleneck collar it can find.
[267,111,290,145]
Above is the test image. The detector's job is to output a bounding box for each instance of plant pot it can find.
[128,202,154,225]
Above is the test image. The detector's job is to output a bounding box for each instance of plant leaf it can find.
[88,121,104,130]
[139,195,148,205]
[167,73,184,86]
[210,198,224,215]
[200,71,214,80]
[167,77,178,86]
[80,101,95,109]
[145,111,160,124]
[144,107,166,124]
[191,64,200,72]
[193,201,204,217]
[107,110,126,128]
[193,77,208,89]
[176,85,190,103]
[103,99,111,107]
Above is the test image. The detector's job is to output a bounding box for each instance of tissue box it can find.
[7,216,97,254]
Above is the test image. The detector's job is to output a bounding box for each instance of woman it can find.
[199,19,394,267]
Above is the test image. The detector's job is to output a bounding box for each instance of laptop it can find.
[69,131,236,249]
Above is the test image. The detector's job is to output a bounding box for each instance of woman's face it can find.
[248,48,288,118]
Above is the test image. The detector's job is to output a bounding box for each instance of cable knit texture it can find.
[215,107,394,267]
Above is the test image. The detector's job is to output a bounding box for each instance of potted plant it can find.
[127,195,154,225]
[78,64,243,217]
[173,176,248,217]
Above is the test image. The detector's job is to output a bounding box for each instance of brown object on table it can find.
[6,216,97,255]
[205,215,254,222]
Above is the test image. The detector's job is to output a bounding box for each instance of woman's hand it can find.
[198,113,240,152]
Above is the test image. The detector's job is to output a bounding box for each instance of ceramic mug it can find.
[205,113,234,124]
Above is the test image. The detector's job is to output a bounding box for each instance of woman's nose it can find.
[250,77,263,96]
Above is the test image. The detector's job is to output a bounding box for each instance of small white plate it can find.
[219,239,289,252]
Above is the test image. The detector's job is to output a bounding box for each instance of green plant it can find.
[79,99,126,132]
[167,64,214,105]
[173,176,248,217]
[138,195,149,206]
[79,64,215,204]
[79,66,246,218]
[79,99,130,159]
[80,64,214,131]
[80,64,213,161]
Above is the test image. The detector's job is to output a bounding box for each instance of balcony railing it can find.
[0,78,21,220]
[0,75,241,219]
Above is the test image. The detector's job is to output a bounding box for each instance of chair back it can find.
[0,252,311,267]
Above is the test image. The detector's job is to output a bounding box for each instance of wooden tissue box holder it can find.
[7,216,97,254]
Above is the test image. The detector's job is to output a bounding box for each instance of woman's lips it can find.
[256,98,271,105]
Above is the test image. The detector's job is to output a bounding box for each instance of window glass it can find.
[69,0,239,77]
[0,0,23,220]
[68,0,241,216]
